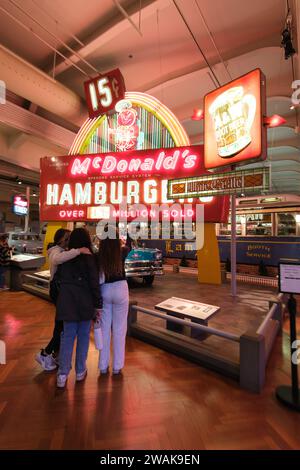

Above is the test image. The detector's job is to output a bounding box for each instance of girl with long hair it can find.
[97,235,129,375]
[56,228,102,388]
[35,228,90,371]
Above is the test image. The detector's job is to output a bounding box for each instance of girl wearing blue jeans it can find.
[55,228,102,388]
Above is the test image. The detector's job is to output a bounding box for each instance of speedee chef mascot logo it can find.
[109,100,141,151]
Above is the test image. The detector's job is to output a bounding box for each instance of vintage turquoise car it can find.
[21,246,164,298]
[125,247,163,285]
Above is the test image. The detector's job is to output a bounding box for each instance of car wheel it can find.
[143,275,154,286]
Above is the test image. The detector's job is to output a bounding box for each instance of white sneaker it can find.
[57,374,68,388]
[76,370,87,382]
[35,351,57,371]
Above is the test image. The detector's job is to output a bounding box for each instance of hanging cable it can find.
[139,0,142,31]
[113,0,143,36]
[8,0,99,75]
[207,70,220,89]
[194,0,232,81]
[172,0,221,87]
[31,0,84,47]
[0,5,90,78]
[291,57,299,128]
[156,9,164,103]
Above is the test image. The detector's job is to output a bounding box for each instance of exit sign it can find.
[84,69,126,118]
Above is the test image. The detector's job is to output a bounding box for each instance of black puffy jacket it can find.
[55,254,102,322]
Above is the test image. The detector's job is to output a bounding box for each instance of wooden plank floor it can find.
[0,284,300,450]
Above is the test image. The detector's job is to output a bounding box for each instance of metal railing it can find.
[163,265,278,287]
[131,305,240,342]
[129,295,284,393]
[226,272,278,288]
[257,303,278,335]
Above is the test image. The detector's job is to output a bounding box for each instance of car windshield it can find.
[11,234,41,241]
[25,235,40,241]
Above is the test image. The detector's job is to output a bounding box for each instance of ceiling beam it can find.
[0,100,76,150]
[49,0,163,78]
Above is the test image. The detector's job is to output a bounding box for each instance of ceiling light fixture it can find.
[191,108,204,120]
[264,114,287,127]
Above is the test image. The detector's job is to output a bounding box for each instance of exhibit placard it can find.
[155,297,220,321]
[168,167,270,199]
[279,263,300,294]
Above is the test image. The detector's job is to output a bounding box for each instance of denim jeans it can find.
[58,320,91,376]
[99,280,129,372]
[0,266,7,288]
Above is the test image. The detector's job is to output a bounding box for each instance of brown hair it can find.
[68,227,92,252]
[97,237,123,279]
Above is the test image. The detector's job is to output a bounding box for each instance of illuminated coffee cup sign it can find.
[204,69,266,169]
[209,86,256,158]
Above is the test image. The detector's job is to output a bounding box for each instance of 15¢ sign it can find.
[84,68,126,118]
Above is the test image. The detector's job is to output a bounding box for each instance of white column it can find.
[231,194,237,297]
[24,186,30,232]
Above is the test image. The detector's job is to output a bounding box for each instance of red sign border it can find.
[204,68,267,171]
[84,68,126,119]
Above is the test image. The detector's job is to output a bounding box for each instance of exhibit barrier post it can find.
[127,301,137,336]
[240,331,265,392]
[269,300,283,327]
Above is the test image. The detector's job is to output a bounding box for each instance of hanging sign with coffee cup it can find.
[204,69,267,170]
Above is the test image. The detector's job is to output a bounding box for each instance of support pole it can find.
[24,186,30,232]
[276,294,300,411]
[231,193,237,297]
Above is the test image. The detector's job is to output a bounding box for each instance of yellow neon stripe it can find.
[69,117,91,154]
[72,117,99,155]
[78,116,106,155]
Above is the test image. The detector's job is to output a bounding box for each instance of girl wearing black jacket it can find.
[56,228,102,388]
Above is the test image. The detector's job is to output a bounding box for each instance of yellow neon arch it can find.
[69,92,190,155]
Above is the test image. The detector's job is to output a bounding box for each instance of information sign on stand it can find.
[276,262,300,412]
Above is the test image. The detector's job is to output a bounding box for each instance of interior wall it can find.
[0,129,67,171]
